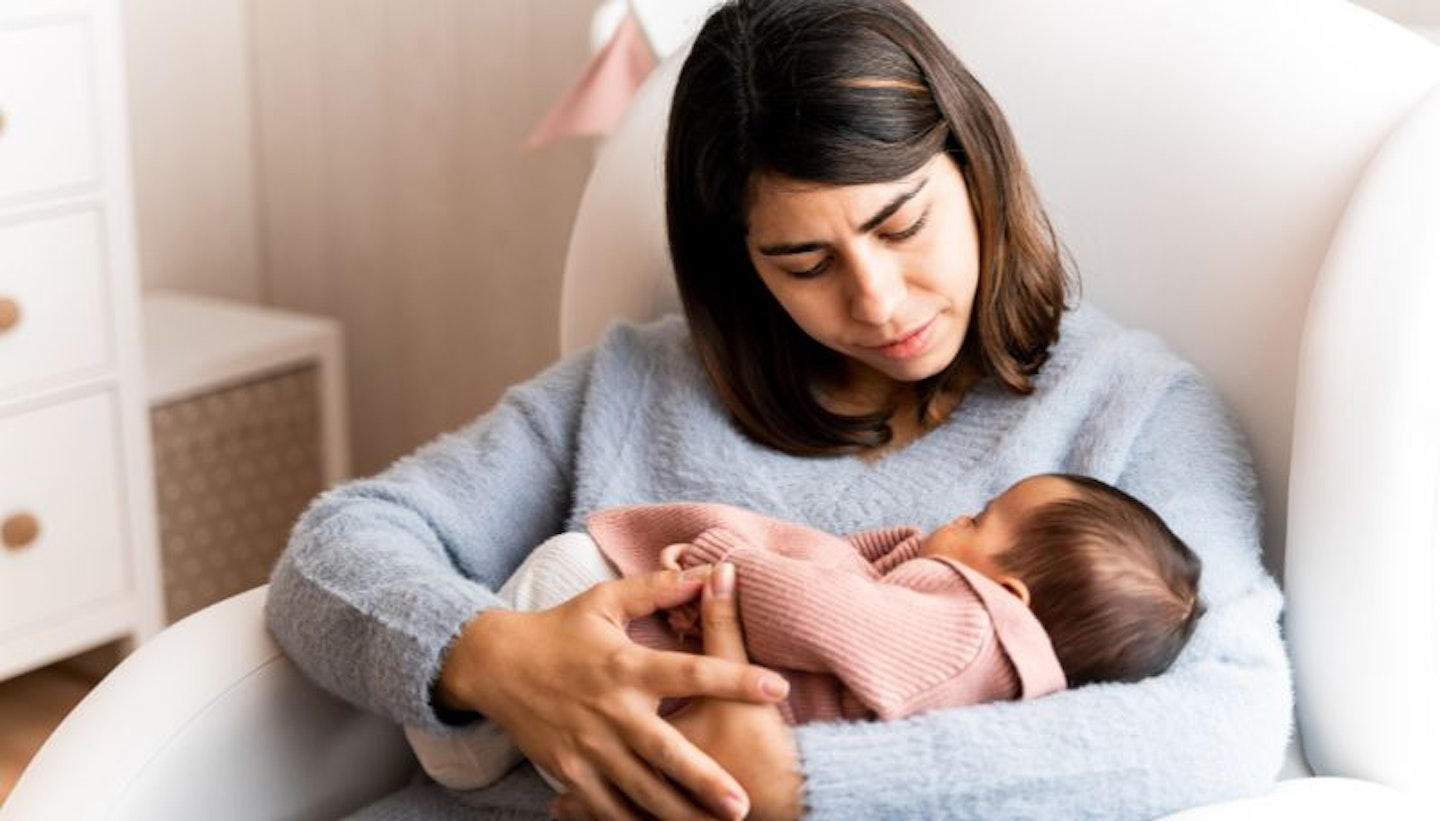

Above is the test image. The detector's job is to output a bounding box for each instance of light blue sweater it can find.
[267,303,1291,819]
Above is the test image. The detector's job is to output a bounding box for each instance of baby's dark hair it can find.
[997,474,1205,687]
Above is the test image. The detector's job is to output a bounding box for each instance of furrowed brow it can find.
[757,239,826,257]
[756,176,930,257]
[859,177,928,234]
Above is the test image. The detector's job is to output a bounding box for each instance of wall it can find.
[125,0,601,474]
[124,0,264,302]
[249,0,598,473]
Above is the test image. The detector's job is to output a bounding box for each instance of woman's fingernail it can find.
[711,561,735,597]
[761,673,789,699]
[726,791,750,820]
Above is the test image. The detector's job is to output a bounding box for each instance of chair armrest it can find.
[1,586,415,820]
[1287,82,1440,804]
[1157,777,1429,820]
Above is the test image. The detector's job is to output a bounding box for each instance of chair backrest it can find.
[561,0,1440,800]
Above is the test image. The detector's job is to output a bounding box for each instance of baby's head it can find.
[920,473,1204,686]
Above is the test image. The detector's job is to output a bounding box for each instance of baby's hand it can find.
[661,544,707,638]
[668,602,701,638]
[660,542,691,571]
[661,544,702,637]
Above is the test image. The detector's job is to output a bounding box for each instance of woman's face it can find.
[745,152,981,398]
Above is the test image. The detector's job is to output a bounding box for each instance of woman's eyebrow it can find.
[858,177,929,233]
[756,176,930,257]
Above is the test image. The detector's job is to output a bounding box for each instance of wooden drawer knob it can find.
[0,297,20,334]
[0,107,7,139]
[3,512,41,550]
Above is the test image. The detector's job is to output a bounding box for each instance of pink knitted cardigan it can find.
[586,502,1066,724]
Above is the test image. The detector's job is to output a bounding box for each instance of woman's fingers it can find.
[561,766,640,821]
[625,712,751,820]
[700,562,748,662]
[599,566,713,621]
[596,566,788,703]
[632,646,788,703]
[527,568,784,820]
[556,730,731,821]
[599,741,733,821]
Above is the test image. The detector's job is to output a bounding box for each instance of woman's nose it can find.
[848,248,906,325]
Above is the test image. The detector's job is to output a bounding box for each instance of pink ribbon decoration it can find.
[524,11,657,149]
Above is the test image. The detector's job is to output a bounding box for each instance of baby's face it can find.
[919,475,1074,580]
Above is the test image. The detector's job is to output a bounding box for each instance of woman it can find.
[267,0,1292,818]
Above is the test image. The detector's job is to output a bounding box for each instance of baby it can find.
[410,473,1205,790]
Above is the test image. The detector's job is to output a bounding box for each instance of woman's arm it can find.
[266,348,599,729]
[789,375,1292,818]
[265,330,788,818]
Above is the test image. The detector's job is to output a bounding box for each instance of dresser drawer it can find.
[0,208,111,395]
[0,391,129,636]
[0,19,98,202]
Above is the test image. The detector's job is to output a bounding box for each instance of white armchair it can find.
[7,1,1440,817]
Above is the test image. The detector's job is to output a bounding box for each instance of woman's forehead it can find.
[745,153,949,235]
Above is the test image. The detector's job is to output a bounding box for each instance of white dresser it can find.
[0,0,163,680]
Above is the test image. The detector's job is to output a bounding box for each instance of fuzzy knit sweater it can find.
[587,502,1067,723]
[266,303,1292,820]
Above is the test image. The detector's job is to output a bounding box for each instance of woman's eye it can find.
[880,212,928,243]
[788,257,831,279]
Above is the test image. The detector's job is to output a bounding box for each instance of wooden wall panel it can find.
[250,0,600,473]
[124,0,264,301]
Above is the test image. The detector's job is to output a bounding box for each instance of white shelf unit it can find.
[0,0,164,681]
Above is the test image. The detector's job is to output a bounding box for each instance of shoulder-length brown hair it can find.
[667,0,1068,455]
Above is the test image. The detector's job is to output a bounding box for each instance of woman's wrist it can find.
[435,606,514,715]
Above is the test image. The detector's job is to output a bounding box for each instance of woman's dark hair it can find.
[666,0,1069,455]
[998,475,1206,687]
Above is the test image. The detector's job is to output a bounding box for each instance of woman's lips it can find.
[867,318,936,360]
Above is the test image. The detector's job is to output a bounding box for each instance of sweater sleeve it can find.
[792,373,1293,819]
[727,548,1002,720]
[264,344,600,733]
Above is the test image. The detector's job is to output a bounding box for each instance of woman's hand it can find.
[670,563,805,820]
[555,563,805,821]
[438,566,790,820]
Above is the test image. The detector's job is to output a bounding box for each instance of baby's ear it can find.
[996,576,1031,607]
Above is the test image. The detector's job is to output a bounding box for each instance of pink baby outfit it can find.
[586,502,1066,724]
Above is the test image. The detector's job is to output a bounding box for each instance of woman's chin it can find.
[852,357,944,388]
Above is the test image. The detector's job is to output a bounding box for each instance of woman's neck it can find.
[874,390,962,455]
[820,359,980,458]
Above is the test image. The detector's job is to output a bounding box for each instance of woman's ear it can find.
[996,575,1031,606]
